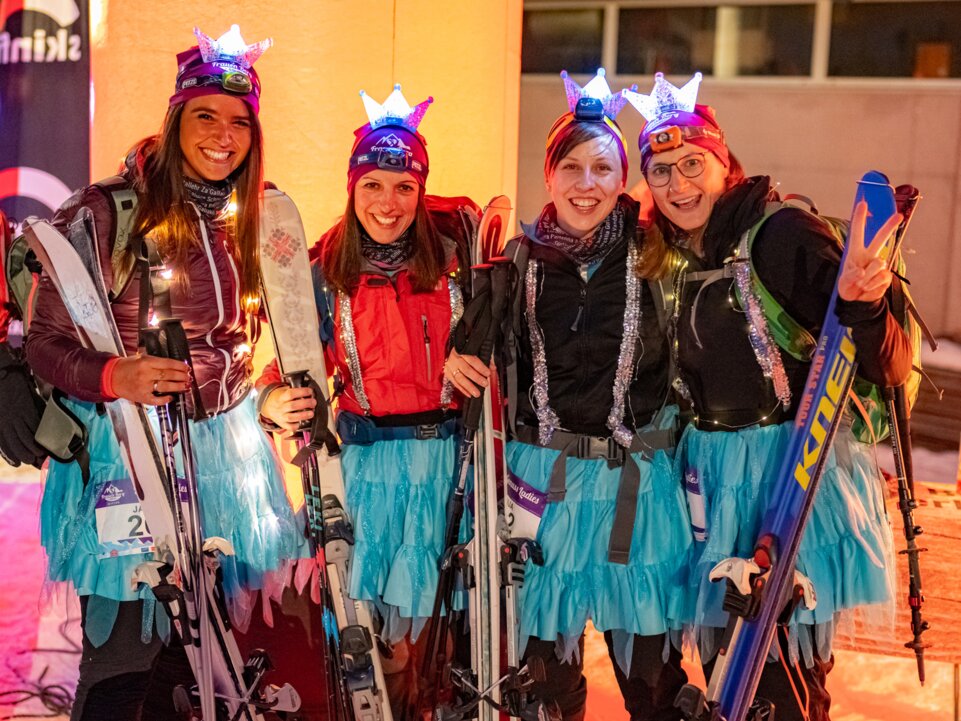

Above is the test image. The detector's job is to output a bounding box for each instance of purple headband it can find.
[168,25,271,115]
[347,85,433,192]
[348,124,430,192]
[638,104,729,171]
[623,73,730,171]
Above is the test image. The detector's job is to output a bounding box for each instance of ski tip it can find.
[858,169,891,187]
[485,195,513,212]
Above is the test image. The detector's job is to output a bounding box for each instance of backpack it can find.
[3,177,140,479]
[735,192,926,444]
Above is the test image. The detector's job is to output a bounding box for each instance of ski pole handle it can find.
[161,319,192,365]
[141,328,167,359]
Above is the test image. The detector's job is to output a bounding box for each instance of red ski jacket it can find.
[26,176,256,416]
[258,196,478,420]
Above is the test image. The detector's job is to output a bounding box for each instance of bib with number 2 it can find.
[95,477,155,559]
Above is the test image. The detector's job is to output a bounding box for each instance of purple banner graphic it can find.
[0,0,89,221]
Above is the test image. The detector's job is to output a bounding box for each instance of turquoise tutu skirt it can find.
[677,419,895,666]
[40,395,307,639]
[507,436,692,665]
[341,434,467,643]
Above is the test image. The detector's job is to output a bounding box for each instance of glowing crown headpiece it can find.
[562,68,633,121]
[359,84,433,133]
[194,24,272,70]
[622,72,703,122]
[623,72,729,170]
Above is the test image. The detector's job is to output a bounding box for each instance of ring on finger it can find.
[453,369,463,378]
[152,380,160,394]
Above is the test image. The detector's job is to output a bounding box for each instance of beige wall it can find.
[90,0,522,243]
[519,75,961,338]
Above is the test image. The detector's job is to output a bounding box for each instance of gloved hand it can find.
[0,341,46,467]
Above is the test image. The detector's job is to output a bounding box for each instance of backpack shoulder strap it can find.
[737,202,818,361]
[92,176,139,300]
[503,233,530,436]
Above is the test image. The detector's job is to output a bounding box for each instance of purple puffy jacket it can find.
[26,175,254,415]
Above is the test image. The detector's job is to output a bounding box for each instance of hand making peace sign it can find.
[837,199,903,303]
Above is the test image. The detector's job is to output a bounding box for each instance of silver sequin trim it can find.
[606,239,642,448]
[440,276,463,408]
[525,260,561,445]
[732,245,792,409]
[337,291,371,414]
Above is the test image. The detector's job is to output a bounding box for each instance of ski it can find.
[468,197,511,721]
[676,170,910,721]
[259,189,392,721]
[23,216,299,721]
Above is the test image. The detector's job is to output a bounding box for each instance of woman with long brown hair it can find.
[26,25,304,720]
[257,84,478,715]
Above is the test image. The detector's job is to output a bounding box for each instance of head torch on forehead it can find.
[350,147,426,175]
[180,70,253,96]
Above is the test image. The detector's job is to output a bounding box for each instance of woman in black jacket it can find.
[625,72,911,721]
[449,69,692,721]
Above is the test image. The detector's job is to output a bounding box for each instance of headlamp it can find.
[349,147,426,175]
[180,71,253,96]
[573,97,604,122]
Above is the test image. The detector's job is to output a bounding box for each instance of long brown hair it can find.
[128,102,265,298]
[320,188,446,295]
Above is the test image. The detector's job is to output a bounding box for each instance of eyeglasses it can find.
[645,153,706,188]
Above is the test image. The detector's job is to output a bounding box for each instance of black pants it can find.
[522,632,688,721]
[701,636,834,721]
[72,596,195,721]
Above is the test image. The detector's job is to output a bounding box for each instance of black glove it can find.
[0,341,47,468]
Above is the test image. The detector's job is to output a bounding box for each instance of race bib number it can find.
[506,470,547,540]
[95,478,155,559]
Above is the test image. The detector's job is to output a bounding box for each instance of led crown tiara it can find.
[561,68,634,120]
[360,84,433,132]
[622,72,702,122]
[194,24,272,69]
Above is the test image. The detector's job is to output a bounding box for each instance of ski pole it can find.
[412,260,512,719]
[161,319,220,721]
[412,265,493,720]
[285,369,354,721]
[884,385,930,685]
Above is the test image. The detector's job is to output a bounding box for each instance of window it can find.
[522,1,961,80]
[733,5,815,76]
[616,4,814,77]
[522,8,604,74]
[830,2,961,77]
[617,7,717,76]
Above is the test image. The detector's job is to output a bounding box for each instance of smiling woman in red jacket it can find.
[257,84,478,716]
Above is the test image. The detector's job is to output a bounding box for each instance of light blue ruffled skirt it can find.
[40,396,307,639]
[341,434,467,643]
[676,420,895,665]
[507,438,692,664]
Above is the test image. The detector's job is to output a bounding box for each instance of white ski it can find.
[259,189,392,721]
[24,217,299,721]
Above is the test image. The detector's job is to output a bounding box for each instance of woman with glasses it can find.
[26,26,306,720]
[625,74,911,721]
[257,85,478,716]
[450,70,692,721]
